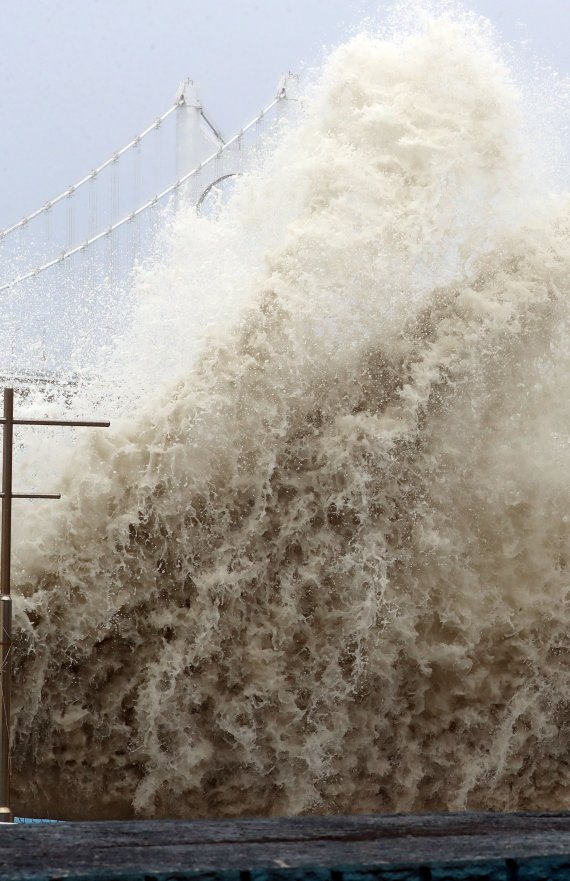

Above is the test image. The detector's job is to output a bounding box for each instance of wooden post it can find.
[0,388,14,822]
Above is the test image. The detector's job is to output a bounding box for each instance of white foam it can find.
[10,5,570,819]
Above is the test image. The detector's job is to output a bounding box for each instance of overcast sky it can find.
[1,0,569,229]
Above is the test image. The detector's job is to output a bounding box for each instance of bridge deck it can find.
[2,812,570,880]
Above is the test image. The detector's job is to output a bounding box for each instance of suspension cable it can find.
[0,103,179,240]
[0,96,284,293]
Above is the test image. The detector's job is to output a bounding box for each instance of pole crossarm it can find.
[0,387,109,824]
[5,419,110,428]
[0,494,61,500]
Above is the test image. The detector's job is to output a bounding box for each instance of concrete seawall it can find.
[2,812,570,880]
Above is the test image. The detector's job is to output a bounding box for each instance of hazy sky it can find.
[1,0,568,229]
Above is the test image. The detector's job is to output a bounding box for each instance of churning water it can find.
[9,5,570,819]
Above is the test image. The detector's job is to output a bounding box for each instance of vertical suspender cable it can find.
[88,171,98,301]
[132,137,141,266]
[237,132,244,175]
[43,203,52,263]
[111,155,119,289]
[89,172,98,238]
[152,121,162,256]
[65,190,75,338]
[66,189,74,250]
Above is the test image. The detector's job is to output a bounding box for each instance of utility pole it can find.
[0,387,109,823]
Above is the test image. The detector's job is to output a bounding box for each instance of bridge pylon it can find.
[175,80,225,181]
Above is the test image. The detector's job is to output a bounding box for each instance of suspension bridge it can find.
[0,75,297,383]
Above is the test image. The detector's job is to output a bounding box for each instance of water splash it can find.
[9,7,570,819]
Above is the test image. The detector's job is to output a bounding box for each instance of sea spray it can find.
[8,9,570,819]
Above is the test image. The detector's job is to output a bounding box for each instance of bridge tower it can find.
[175,80,225,180]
